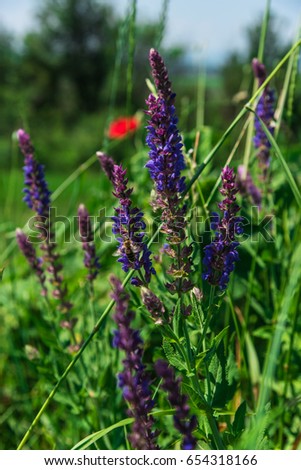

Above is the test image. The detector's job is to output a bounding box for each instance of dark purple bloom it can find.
[155,359,197,450]
[111,164,155,286]
[110,275,158,450]
[96,151,115,182]
[78,204,100,283]
[252,58,275,178]
[145,49,193,298]
[17,129,51,218]
[141,287,166,324]
[146,49,186,202]
[237,165,262,208]
[203,166,243,291]
[16,228,47,296]
[17,129,74,328]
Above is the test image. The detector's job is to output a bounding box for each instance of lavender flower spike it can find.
[237,165,262,208]
[203,166,243,291]
[111,275,158,450]
[16,228,47,296]
[252,58,275,178]
[146,49,186,203]
[146,49,194,299]
[17,129,73,327]
[112,164,155,286]
[155,359,197,450]
[17,129,51,217]
[78,204,100,283]
[97,151,115,182]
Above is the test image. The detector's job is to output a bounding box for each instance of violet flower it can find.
[97,151,115,182]
[141,287,166,325]
[17,129,73,326]
[16,228,47,296]
[155,359,197,450]
[252,58,275,179]
[145,49,193,299]
[78,204,100,283]
[203,166,243,291]
[111,275,158,450]
[146,49,186,215]
[111,164,155,286]
[237,165,262,208]
[17,129,51,218]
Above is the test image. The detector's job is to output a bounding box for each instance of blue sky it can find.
[0,0,300,64]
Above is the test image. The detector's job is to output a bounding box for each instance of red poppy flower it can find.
[108,116,140,139]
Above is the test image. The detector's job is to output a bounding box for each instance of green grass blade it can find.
[243,0,271,172]
[155,0,169,50]
[257,0,271,62]
[72,418,134,450]
[126,0,137,115]
[286,25,301,126]
[275,29,301,138]
[256,243,301,416]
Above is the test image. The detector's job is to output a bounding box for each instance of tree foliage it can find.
[21,0,118,113]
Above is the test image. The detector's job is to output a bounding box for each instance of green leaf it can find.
[232,401,247,437]
[209,343,228,407]
[202,327,229,366]
[162,337,187,372]
[245,332,261,386]
[72,418,134,450]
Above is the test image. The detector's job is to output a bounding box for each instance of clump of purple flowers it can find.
[77,204,100,284]
[252,58,276,179]
[203,166,243,291]
[111,163,155,286]
[155,359,197,450]
[111,275,158,450]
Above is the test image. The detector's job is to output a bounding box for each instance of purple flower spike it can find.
[111,164,155,286]
[155,359,197,450]
[78,204,100,283]
[97,151,115,182]
[16,228,47,296]
[146,49,186,203]
[145,49,194,298]
[203,166,243,291]
[237,165,262,208]
[17,129,74,329]
[252,58,276,179]
[110,275,158,450]
[17,129,51,218]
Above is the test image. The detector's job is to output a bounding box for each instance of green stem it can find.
[243,0,270,172]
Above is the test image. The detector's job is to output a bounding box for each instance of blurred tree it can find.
[21,0,118,115]
[0,28,22,132]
